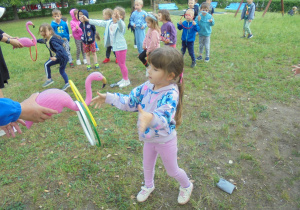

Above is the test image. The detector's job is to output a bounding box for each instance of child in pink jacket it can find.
[138,13,160,76]
[70,9,87,65]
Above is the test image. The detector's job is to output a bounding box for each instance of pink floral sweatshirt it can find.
[142,28,160,53]
[70,9,83,40]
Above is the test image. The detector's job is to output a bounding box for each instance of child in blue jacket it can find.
[241,0,255,39]
[177,9,200,68]
[195,3,215,62]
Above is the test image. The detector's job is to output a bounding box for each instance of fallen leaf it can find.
[104,128,108,131]
[130,195,135,199]
[107,154,111,158]
[102,169,106,172]
[127,147,131,149]
[229,179,234,183]
[67,192,70,197]
[229,160,233,164]
[114,154,118,156]
[216,167,221,170]
[74,156,78,159]
[44,190,50,192]
[20,142,26,146]
[59,182,63,185]
[190,180,195,183]
[158,166,162,169]
[115,175,119,178]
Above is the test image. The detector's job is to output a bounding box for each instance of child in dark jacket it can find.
[177,9,199,68]
[37,23,70,91]
[78,9,100,71]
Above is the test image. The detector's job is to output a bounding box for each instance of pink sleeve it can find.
[143,30,149,49]
[147,30,160,53]
[70,21,77,33]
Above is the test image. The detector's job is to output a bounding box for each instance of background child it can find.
[83,7,130,88]
[90,47,193,205]
[139,13,160,76]
[177,9,199,68]
[78,9,100,71]
[70,9,87,65]
[240,0,255,39]
[37,23,70,91]
[158,9,177,48]
[196,3,215,62]
[205,0,215,15]
[184,0,198,20]
[51,9,74,68]
[102,8,117,64]
[130,0,147,54]
[128,7,137,49]
[288,6,297,16]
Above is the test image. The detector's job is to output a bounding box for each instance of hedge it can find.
[174,0,300,12]
[0,0,151,22]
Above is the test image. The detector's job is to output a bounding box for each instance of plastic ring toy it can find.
[69,80,97,127]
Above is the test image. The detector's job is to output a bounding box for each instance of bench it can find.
[158,3,178,10]
[225,3,246,11]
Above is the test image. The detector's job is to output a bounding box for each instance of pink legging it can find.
[115,50,129,80]
[143,137,190,188]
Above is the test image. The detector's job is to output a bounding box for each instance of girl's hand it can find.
[80,15,89,22]
[138,105,153,133]
[76,25,79,29]
[165,39,170,44]
[50,57,57,61]
[141,26,144,29]
[192,21,196,25]
[91,92,107,109]
[0,119,25,138]
[198,16,201,21]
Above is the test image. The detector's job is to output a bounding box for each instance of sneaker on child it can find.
[118,79,130,88]
[95,63,100,69]
[76,60,81,65]
[103,58,110,64]
[137,186,155,202]
[87,64,91,71]
[190,61,196,68]
[196,55,202,61]
[178,182,193,205]
[42,79,54,88]
[117,79,124,85]
[83,59,87,64]
[62,83,70,91]
[240,35,246,38]
[115,59,118,64]
[247,34,253,39]
[205,57,210,62]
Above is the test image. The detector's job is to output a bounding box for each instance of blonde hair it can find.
[52,9,61,15]
[148,47,184,127]
[114,7,126,20]
[135,0,143,6]
[103,8,113,18]
[185,9,194,18]
[146,13,160,33]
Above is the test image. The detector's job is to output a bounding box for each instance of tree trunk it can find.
[12,5,19,20]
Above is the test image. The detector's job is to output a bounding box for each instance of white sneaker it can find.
[146,67,149,77]
[134,45,137,48]
[137,185,155,202]
[83,59,87,64]
[119,79,130,88]
[76,60,81,65]
[117,79,124,85]
[178,182,193,205]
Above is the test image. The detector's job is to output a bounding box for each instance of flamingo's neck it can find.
[27,22,37,44]
[85,77,93,106]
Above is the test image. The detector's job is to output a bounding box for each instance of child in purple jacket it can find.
[158,9,177,48]
[91,47,193,205]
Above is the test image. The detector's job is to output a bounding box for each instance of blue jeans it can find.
[181,41,195,62]
[44,59,68,84]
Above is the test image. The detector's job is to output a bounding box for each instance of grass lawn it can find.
[0,6,299,209]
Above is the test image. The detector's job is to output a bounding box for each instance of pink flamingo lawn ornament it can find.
[25,72,107,129]
[15,21,38,61]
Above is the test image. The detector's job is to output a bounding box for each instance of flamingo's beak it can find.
[102,77,107,88]
[32,24,35,28]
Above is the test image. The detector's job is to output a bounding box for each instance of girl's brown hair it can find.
[103,8,113,18]
[200,2,210,10]
[146,13,160,33]
[158,9,172,22]
[73,9,78,16]
[114,7,126,20]
[148,47,184,127]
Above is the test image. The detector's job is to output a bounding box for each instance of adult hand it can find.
[0,119,25,138]
[19,93,58,122]
[137,105,153,133]
[10,39,23,48]
[91,92,107,109]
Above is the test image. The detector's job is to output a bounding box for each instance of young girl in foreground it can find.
[158,9,177,48]
[139,13,160,76]
[91,47,193,204]
[82,7,130,88]
[37,23,70,91]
